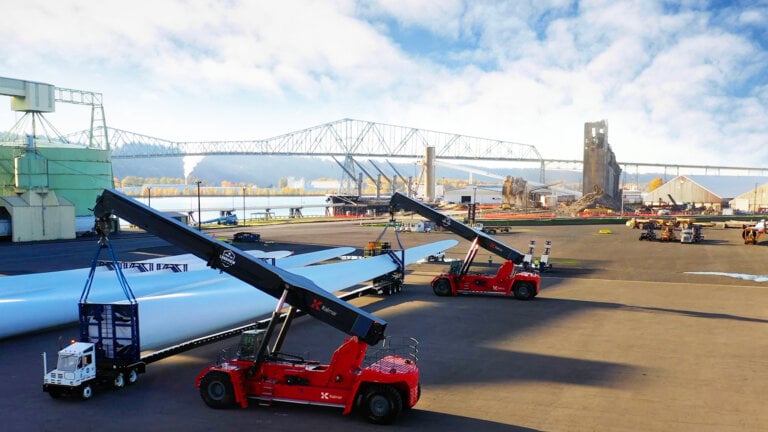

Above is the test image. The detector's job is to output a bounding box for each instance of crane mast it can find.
[93,189,386,345]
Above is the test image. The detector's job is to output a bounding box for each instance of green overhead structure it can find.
[0,77,114,241]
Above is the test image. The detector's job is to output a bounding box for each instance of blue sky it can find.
[1,0,767,167]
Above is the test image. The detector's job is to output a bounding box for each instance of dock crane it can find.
[352,158,383,198]
[389,192,541,300]
[368,159,397,195]
[331,155,364,197]
[88,189,420,424]
[386,160,414,195]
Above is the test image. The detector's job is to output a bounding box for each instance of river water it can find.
[131,194,332,224]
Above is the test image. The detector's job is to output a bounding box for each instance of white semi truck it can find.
[43,303,144,399]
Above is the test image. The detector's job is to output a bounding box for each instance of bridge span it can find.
[70,119,768,181]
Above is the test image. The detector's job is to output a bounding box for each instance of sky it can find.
[1,0,767,169]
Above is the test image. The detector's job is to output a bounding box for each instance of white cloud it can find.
[0,0,767,171]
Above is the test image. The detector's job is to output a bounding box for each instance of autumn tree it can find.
[647,178,664,192]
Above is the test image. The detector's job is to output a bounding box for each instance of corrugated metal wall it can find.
[0,145,113,217]
[730,184,768,211]
[644,176,723,207]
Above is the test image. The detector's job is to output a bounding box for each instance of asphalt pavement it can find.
[1,220,767,431]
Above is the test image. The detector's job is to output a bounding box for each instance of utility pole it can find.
[754,183,758,215]
[196,181,202,231]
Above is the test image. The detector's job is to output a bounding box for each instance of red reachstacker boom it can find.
[92,189,420,424]
[389,192,541,300]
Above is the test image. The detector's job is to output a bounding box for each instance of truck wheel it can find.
[362,385,402,425]
[127,368,139,385]
[513,282,535,300]
[200,372,235,409]
[113,373,125,389]
[389,281,402,294]
[80,384,93,400]
[432,278,452,296]
[47,388,63,399]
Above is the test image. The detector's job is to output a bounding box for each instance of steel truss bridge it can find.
[6,113,768,183]
[57,119,768,183]
[5,76,765,193]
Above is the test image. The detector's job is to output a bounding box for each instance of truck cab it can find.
[44,342,98,399]
[43,302,145,399]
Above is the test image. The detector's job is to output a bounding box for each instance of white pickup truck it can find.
[427,251,446,262]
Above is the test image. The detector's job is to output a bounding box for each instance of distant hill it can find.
[113,157,185,179]
[111,155,324,186]
[193,155,340,187]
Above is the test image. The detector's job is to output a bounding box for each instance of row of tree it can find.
[117,176,315,196]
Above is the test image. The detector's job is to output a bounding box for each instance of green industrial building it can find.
[0,77,114,242]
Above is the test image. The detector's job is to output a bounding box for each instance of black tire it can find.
[199,372,236,409]
[361,385,403,425]
[404,384,420,410]
[80,384,93,400]
[432,278,452,296]
[513,282,535,300]
[113,372,125,389]
[127,368,139,385]
[47,388,63,399]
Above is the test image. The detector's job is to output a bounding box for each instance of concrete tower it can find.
[582,120,621,199]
